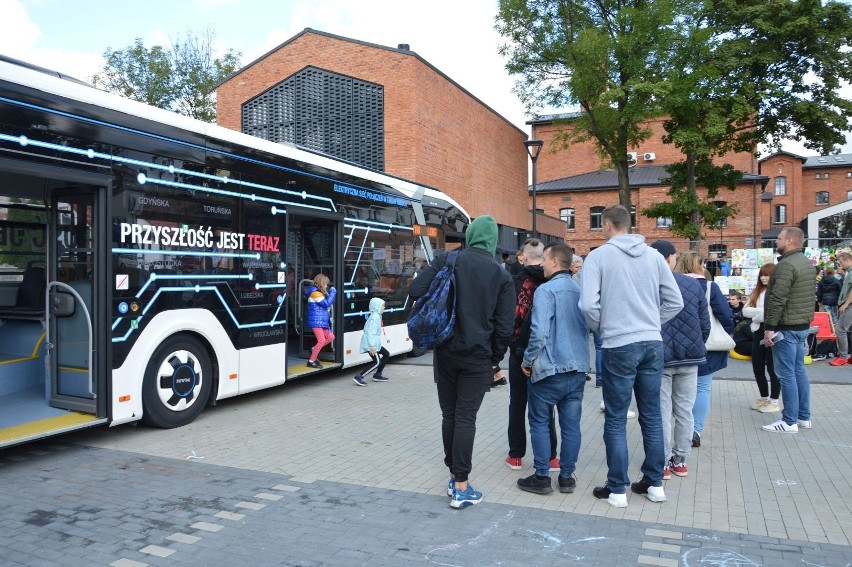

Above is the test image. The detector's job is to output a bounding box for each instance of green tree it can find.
[496,0,680,213]
[644,0,852,248]
[92,29,241,122]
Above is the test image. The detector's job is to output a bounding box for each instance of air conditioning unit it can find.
[627,152,638,163]
[644,152,656,161]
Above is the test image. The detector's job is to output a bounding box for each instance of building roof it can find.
[217,28,526,136]
[526,112,583,125]
[758,150,809,163]
[533,165,768,193]
[803,153,852,168]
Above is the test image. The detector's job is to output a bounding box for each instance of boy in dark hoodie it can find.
[505,239,559,473]
[409,215,515,509]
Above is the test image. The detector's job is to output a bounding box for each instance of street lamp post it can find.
[524,139,544,239]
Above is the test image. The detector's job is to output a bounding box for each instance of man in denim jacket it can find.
[518,242,590,495]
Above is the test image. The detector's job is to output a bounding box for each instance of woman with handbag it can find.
[742,264,780,412]
[676,251,735,447]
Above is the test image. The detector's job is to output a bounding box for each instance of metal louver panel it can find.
[241,67,385,171]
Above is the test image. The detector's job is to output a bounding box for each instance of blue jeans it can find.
[771,329,811,425]
[692,373,714,434]
[601,341,665,492]
[593,331,603,386]
[528,371,585,477]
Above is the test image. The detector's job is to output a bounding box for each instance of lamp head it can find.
[524,139,544,161]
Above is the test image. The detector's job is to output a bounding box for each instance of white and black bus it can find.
[0,55,468,447]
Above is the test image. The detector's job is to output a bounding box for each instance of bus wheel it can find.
[141,335,213,428]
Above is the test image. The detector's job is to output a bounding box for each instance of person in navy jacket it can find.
[650,241,710,479]
[675,251,734,448]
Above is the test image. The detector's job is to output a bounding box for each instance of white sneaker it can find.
[608,492,628,508]
[761,420,798,433]
[600,401,637,418]
[757,401,781,413]
[798,420,813,429]
[645,485,667,503]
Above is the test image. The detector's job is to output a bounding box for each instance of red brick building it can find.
[216,28,564,250]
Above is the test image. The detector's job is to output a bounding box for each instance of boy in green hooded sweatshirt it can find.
[409,215,515,509]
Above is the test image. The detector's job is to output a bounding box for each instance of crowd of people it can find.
[409,206,817,510]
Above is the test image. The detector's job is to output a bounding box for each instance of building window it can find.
[708,244,727,258]
[816,191,830,205]
[847,190,852,201]
[774,204,786,224]
[590,206,604,230]
[630,206,637,229]
[774,176,787,195]
[560,208,575,230]
[656,217,673,228]
[711,201,727,227]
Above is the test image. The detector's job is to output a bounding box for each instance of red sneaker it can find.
[830,356,849,366]
[663,465,671,481]
[670,460,688,477]
[549,458,560,472]
[505,456,522,470]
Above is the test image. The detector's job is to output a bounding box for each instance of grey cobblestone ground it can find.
[1,356,851,566]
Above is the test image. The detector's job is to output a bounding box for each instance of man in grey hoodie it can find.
[579,205,683,508]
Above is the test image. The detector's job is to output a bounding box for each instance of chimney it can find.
[397,44,410,51]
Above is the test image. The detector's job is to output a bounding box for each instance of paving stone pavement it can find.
[1,360,850,566]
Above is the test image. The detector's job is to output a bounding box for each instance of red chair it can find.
[812,311,838,342]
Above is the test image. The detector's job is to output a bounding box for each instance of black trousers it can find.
[361,347,389,377]
[508,351,558,460]
[434,350,492,482]
[751,324,780,399]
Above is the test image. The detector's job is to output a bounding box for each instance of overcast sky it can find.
[2,0,849,155]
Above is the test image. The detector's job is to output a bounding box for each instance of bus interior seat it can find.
[0,266,46,319]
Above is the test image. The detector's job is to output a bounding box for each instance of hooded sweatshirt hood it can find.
[466,215,498,256]
[368,297,385,314]
[607,233,648,257]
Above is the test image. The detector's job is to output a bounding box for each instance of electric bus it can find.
[0,55,469,447]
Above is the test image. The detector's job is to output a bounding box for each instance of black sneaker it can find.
[307,360,323,369]
[592,485,611,499]
[372,374,388,382]
[692,431,701,447]
[492,377,507,386]
[517,474,553,494]
[558,475,576,494]
[353,374,366,387]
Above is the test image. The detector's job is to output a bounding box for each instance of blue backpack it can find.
[407,251,459,349]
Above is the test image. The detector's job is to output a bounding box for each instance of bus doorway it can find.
[0,163,107,447]
[286,208,344,378]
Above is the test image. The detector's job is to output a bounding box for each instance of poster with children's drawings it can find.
[727,276,747,293]
[731,249,747,269]
[804,248,821,265]
[741,269,760,295]
[757,248,776,266]
[745,249,759,269]
[714,276,730,295]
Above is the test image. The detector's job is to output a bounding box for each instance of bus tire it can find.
[141,335,213,428]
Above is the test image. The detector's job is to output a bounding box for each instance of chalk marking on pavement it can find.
[685,533,721,542]
[424,510,515,566]
[682,547,759,567]
[186,450,204,461]
[775,479,797,486]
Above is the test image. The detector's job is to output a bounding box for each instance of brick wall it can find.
[216,31,531,232]
[531,117,756,183]
[536,182,764,257]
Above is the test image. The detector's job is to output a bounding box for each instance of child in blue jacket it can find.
[305,274,336,368]
[353,297,389,386]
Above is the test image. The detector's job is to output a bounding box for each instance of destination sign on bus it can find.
[412,224,439,238]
